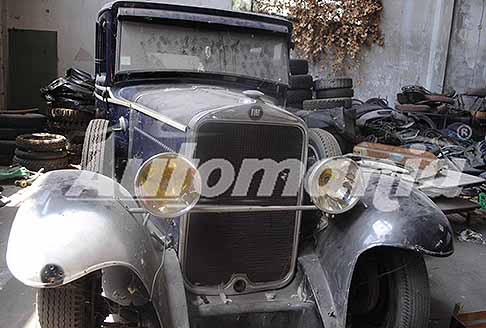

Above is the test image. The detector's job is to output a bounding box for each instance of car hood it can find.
[112,84,260,126]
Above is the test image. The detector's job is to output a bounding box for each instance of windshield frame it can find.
[115,16,291,85]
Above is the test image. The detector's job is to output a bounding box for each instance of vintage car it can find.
[6,1,454,328]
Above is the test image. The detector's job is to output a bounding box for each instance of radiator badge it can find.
[249,106,264,120]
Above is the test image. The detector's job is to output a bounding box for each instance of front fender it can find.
[6,170,161,292]
[315,173,453,327]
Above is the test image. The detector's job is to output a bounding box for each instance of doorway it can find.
[7,29,57,112]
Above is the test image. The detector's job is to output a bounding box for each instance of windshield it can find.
[118,21,289,84]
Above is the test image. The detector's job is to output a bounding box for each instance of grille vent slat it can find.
[184,122,304,288]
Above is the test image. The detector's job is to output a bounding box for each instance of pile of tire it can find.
[303,78,354,111]
[287,59,313,110]
[41,68,96,165]
[13,133,69,171]
[40,68,95,112]
[47,108,95,164]
[0,112,46,166]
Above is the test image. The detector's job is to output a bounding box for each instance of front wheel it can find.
[308,128,342,165]
[81,119,112,176]
[348,249,430,328]
[36,277,106,328]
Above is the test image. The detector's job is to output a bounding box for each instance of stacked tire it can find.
[47,108,95,165]
[13,133,69,171]
[0,113,46,166]
[287,59,313,110]
[303,78,354,111]
[42,68,96,165]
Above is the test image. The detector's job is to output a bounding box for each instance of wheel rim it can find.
[308,144,320,167]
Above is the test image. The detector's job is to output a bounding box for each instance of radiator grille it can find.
[183,122,304,288]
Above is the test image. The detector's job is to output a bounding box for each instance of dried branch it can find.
[254,0,384,70]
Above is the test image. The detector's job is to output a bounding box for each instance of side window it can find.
[95,20,107,74]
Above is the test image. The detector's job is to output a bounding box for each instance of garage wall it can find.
[307,0,486,102]
[0,0,6,109]
[308,0,455,103]
[2,0,483,107]
[5,0,232,76]
[445,0,486,94]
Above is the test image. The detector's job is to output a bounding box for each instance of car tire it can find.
[0,154,13,166]
[0,128,43,140]
[289,75,313,89]
[47,119,89,132]
[67,68,94,82]
[308,128,342,160]
[49,108,95,123]
[287,89,313,103]
[0,140,16,155]
[303,98,352,110]
[68,132,86,145]
[81,119,112,175]
[290,59,309,75]
[348,249,430,328]
[70,154,82,165]
[316,88,354,99]
[301,129,340,240]
[395,103,431,113]
[13,156,69,172]
[15,148,68,161]
[16,133,67,152]
[286,103,304,111]
[324,127,353,154]
[0,113,47,129]
[68,142,83,154]
[68,143,83,165]
[36,276,105,328]
[314,78,353,90]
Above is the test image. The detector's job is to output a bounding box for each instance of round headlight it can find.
[306,157,362,214]
[134,153,201,218]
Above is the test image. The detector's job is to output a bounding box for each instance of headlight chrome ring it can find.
[306,157,363,215]
[134,153,201,218]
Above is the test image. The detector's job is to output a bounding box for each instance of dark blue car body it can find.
[88,2,454,327]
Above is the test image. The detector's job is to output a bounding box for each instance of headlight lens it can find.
[306,157,362,214]
[134,153,201,218]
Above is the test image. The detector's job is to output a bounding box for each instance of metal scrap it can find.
[457,229,486,245]
[451,304,486,328]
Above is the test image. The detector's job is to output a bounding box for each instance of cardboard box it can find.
[353,142,440,173]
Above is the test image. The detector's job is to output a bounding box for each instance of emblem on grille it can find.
[249,106,263,120]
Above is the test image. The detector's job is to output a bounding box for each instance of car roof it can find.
[99,0,292,33]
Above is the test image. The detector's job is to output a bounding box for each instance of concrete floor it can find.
[0,185,36,327]
[0,185,485,328]
[428,214,486,328]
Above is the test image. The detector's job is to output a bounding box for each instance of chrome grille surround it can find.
[179,102,308,295]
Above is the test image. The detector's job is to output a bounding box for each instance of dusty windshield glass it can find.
[118,21,289,84]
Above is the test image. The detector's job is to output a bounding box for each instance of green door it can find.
[7,29,58,113]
